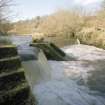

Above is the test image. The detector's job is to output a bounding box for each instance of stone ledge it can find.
[0,83,32,105]
[31,42,75,61]
[0,71,26,92]
[0,45,17,59]
[0,56,21,72]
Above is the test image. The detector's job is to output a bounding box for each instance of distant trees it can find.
[0,0,13,35]
[34,16,41,28]
[37,10,85,38]
[11,10,85,38]
[101,0,105,10]
[11,16,44,34]
[0,22,13,35]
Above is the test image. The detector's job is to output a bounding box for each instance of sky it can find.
[13,0,104,21]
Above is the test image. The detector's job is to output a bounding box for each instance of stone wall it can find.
[0,45,36,105]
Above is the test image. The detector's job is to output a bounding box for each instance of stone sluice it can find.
[30,42,76,61]
[0,45,36,105]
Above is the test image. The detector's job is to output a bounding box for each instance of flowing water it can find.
[10,35,52,88]
[22,50,51,88]
[2,36,105,105]
[33,44,105,105]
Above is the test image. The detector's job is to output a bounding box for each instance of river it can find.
[1,36,105,105]
[32,44,105,105]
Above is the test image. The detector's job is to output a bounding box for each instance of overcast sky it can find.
[13,0,104,21]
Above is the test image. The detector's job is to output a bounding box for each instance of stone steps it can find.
[0,83,31,105]
[0,70,26,92]
[0,56,21,73]
[0,45,36,105]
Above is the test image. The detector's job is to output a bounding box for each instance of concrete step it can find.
[0,83,35,105]
[0,45,18,59]
[0,56,21,73]
[0,70,26,92]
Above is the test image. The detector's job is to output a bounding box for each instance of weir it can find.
[0,35,76,88]
[18,46,52,88]
[9,35,52,88]
[31,42,76,61]
[1,36,105,105]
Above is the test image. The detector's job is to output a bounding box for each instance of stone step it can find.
[0,70,26,92]
[0,45,18,59]
[0,83,35,105]
[0,56,21,73]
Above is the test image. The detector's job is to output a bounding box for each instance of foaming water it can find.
[22,50,51,88]
[34,80,105,105]
[8,36,105,105]
[33,44,105,105]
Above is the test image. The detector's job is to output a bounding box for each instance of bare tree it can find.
[100,0,105,10]
[37,10,85,37]
[0,0,13,34]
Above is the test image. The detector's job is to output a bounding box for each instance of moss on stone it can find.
[0,56,21,73]
[0,45,18,59]
[0,71,26,92]
[31,42,76,61]
[0,83,29,105]
[0,45,36,105]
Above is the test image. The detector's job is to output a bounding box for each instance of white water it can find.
[32,44,105,105]
[22,50,51,88]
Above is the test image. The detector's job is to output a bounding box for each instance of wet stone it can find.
[0,45,36,105]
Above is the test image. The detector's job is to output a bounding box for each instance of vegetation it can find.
[9,1,105,49]
[0,0,13,35]
[11,10,84,37]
